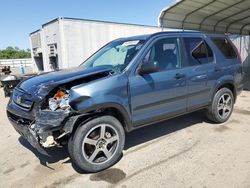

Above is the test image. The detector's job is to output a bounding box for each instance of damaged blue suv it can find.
[7,32,243,172]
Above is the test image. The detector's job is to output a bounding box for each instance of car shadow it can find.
[18,137,69,169]
[124,110,207,150]
[18,110,209,172]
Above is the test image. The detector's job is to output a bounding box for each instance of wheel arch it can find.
[63,103,132,136]
[213,80,236,102]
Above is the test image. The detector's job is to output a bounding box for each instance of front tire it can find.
[206,88,234,123]
[69,115,125,173]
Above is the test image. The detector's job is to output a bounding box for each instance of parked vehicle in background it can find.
[0,59,35,97]
[7,32,243,172]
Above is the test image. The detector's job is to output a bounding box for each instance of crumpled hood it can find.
[18,66,113,95]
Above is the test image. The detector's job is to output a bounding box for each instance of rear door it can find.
[182,37,215,110]
[129,37,188,126]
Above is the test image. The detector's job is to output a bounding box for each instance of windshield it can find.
[81,39,145,72]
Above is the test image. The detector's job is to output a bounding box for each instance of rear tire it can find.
[206,88,234,123]
[69,115,125,173]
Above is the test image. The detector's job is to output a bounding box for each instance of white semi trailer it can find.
[30,17,165,72]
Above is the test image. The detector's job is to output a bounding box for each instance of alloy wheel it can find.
[82,124,119,164]
[217,93,233,120]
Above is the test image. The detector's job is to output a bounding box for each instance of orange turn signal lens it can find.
[54,90,65,100]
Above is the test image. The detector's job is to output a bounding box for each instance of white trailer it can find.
[30,17,164,72]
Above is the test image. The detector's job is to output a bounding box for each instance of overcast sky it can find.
[0,0,175,49]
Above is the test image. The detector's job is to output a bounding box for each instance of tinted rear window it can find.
[212,38,237,59]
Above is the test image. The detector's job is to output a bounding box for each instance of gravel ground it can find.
[0,88,250,188]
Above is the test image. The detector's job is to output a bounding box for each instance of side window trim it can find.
[204,38,215,64]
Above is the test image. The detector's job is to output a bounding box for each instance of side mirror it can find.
[138,61,160,75]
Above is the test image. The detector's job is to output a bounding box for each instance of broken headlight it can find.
[48,90,70,111]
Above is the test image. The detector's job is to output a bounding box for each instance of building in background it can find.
[30,17,249,76]
[30,17,167,72]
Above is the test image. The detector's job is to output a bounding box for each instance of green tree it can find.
[0,47,31,59]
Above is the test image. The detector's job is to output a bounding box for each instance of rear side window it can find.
[212,38,237,59]
[183,37,214,66]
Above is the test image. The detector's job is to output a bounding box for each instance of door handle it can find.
[174,73,186,79]
[214,66,222,72]
[196,74,207,79]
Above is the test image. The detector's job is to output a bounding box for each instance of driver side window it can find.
[143,37,180,71]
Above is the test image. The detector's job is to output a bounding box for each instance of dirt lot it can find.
[1,88,250,188]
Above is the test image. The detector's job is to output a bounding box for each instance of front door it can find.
[129,37,188,126]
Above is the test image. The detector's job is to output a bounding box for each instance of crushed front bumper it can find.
[7,112,48,155]
[7,99,71,155]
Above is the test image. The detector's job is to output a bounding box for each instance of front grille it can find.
[12,88,33,110]
[7,111,34,125]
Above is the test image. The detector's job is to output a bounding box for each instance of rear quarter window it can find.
[212,38,237,59]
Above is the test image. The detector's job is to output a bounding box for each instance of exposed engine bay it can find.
[48,89,70,112]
